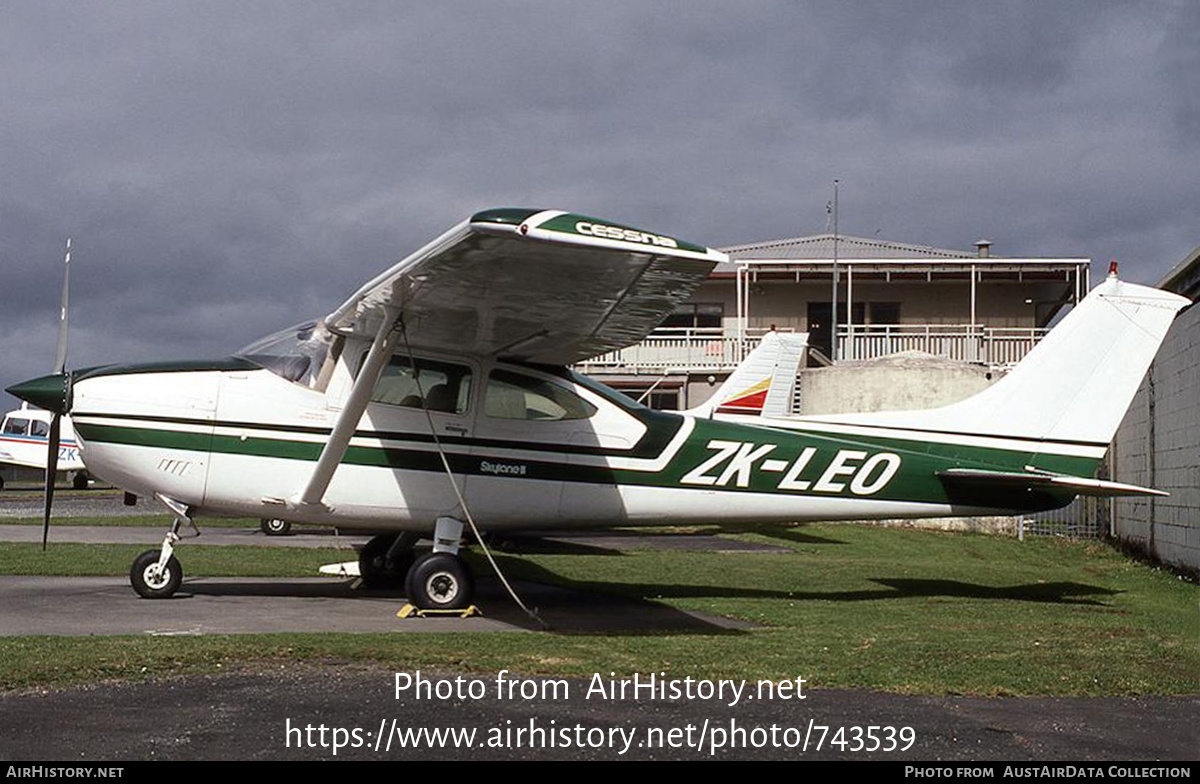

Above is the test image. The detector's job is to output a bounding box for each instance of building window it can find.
[610,386,681,410]
[869,302,901,324]
[660,303,723,330]
[807,302,902,356]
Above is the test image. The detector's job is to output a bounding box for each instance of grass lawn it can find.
[2,514,268,528]
[0,522,1195,696]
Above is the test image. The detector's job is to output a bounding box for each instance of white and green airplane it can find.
[7,209,1190,610]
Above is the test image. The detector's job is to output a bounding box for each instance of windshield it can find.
[235,320,335,388]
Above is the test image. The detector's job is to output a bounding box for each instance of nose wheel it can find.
[129,494,194,599]
[130,549,182,599]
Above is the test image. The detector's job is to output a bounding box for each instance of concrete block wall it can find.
[1112,303,1200,573]
[796,352,1001,416]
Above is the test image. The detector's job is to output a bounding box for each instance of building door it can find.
[807,302,865,359]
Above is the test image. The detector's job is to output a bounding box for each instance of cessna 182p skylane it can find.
[7,209,1190,610]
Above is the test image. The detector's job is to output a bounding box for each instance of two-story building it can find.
[578,232,1091,410]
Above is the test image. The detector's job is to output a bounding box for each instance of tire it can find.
[358,534,414,589]
[72,472,89,490]
[130,549,182,599]
[405,552,473,610]
[260,518,292,536]
[0,474,5,491]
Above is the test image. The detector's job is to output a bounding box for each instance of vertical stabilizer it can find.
[690,331,808,418]
[819,274,1190,447]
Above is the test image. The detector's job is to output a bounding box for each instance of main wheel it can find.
[130,549,182,599]
[405,552,473,610]
[260,518,292,536]
[358,534,415,589]
[72,472,89,490]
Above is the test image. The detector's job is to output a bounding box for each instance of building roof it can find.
[721,232,975,261]
[1158,244,1200,301]
[710,232,1087,276]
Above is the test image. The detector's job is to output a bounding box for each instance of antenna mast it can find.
[831,180,839,361]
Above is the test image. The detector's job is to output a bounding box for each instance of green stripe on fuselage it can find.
[655,417,1095,510]
[74,412,1096,512]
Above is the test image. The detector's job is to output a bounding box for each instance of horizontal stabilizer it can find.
[939,468,1168,498]
[319,560,361,577]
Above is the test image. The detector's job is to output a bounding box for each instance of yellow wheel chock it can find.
[397,603,481,619]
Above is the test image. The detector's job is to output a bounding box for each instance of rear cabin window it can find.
[485,370,597,421]
[370,355,473,415]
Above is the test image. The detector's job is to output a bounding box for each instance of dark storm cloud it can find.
[1,1,1197,401]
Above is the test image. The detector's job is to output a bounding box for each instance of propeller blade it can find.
[53,239,71,374]
[42,239,72,550]
[43,413,61,550]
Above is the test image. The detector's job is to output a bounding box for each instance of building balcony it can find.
[574,328,762,374]
[575,324,1049,374]
[839,324,1049,366]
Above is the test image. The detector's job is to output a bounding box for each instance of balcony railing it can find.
[574,328,762,373]
[574,324,1048,374]
[838,324,1048,366]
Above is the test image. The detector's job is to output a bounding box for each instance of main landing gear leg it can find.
[359,531,418,588]
[130,494,195,599]
[405,517,474,611]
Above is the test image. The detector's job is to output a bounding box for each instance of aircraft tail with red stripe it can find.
[690,331,808,418]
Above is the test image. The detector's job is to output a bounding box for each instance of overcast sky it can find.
[2,1,1197,404]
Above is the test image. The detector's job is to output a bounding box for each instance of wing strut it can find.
[295,306,400,509]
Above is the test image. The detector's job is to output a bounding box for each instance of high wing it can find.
[325,208,727,364]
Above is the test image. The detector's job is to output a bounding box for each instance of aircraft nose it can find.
[6,373,71,414]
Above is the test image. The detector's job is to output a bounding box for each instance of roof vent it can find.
[974,239,992,258]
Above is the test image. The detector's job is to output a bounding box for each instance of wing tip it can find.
[470,207,544,227]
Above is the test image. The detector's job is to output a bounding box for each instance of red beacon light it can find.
[1108,260,1119,277]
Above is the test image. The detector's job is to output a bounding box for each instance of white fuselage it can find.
[67,336,1000,532]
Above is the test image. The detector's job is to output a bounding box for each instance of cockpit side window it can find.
[369,354,473,415]
[29,420,50,437]
[235,320,336,390]
[2,417,29,436]
[485,369,597,421]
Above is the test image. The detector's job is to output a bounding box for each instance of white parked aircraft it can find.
[7,210,1189,610]
[1,239,89,493]
[0,405,87,491]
